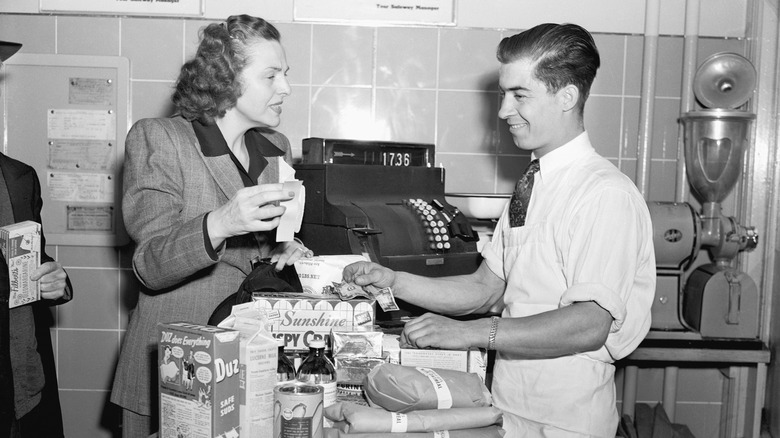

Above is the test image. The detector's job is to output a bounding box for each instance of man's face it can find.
[498,57,567,158]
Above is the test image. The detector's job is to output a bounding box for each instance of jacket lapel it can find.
[186,120,244,201]
[257,156,279,185]
[201,154,244,201]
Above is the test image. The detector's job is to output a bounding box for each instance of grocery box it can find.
[158,322,240,438]
[218,316,278,438]
[400,348,488,382]
[0,221,41,308]
[249,292,376,353]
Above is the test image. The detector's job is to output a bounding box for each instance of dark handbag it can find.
[207,262,302,325]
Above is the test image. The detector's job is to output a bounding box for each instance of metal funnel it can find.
[681,109,755,204]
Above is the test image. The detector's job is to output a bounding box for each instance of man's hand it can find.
[401,312,486,350]
[342,261,397,290]
[31,261,70,301]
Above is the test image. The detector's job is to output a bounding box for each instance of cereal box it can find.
[0,221,41,308]
[218,315,278,438]
[237,293,376,353]
[158,322,240,438]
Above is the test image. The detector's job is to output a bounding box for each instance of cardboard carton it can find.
[246,292,376,354]
[400,348,488,382]
[0,221,41,308]
[158,322,240,438]
[218,315,278,438]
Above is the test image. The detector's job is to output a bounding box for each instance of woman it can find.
[110,15,308,437]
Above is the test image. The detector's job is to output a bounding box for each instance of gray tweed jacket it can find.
[110,116,292,415]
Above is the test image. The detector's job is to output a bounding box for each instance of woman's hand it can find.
[207,184,294,248]
[269,239,313,271]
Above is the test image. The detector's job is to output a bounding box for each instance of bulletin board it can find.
[2,54,129,246]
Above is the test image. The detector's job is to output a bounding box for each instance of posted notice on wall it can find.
[40,0,203,16]
[47,172,114,204]
[294,0,455,25]
[47,109,116,141]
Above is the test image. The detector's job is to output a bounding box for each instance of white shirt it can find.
[482,132,655,437]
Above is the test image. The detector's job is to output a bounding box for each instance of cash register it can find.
[293,138,482,317]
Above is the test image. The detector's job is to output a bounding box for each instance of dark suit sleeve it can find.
[28,167,73,305]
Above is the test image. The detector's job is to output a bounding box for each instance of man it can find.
[344,23,655,437]
[1,40,73,438]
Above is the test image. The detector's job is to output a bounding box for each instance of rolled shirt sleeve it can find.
[558,187,655,360]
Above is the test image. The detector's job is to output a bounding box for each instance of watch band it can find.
[487,316,500,351]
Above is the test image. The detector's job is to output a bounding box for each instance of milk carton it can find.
[0,221,41,308]
[158,322,240,438]
[218,315,278,438]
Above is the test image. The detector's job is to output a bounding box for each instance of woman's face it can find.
[232,38,291,129]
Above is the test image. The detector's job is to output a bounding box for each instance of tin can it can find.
[273,383,324,438]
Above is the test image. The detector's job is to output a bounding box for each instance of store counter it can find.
[618,332,770,438]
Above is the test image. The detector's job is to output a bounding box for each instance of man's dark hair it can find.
[497,23,600,115]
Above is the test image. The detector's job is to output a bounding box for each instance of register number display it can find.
[302,138,434,167]
[330,143,428,167]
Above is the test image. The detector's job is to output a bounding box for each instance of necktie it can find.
[509,159,540,227]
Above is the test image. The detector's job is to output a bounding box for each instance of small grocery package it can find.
[0,221,41,308]
[332,328,386,387]
[293,254,368,294]
[400,348,488,383]
[218,314,278,438]
[158,322,240,438]
[331,328,384,358]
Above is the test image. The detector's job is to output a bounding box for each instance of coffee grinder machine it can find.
[649,52,759,338]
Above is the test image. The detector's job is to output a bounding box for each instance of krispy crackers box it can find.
[158,322,240,438]
[234,292,376,354]
[0,221,41,308]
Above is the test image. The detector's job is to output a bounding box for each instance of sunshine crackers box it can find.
[241,292,376,354]
[158,322,240,438]
[0,221,41,308]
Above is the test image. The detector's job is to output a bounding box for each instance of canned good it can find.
[273,383,324,438]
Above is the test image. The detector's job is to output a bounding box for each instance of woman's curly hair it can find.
[172,14,281,124]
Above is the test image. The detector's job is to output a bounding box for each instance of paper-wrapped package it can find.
[325,401,503,434]
[323,425,505,438]
[293,255,368,294]
[363,363,492,413]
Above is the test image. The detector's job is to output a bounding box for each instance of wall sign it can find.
[294,0,455,25]
[39,0,203,16]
